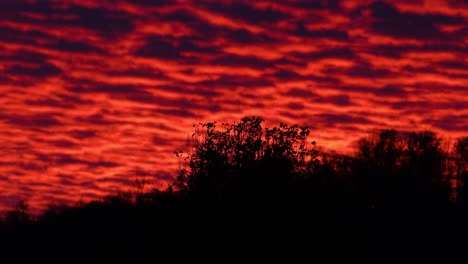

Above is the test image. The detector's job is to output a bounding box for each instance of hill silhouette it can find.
[1,116,467,263]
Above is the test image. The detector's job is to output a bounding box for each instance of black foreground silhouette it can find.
[1,116,467,263]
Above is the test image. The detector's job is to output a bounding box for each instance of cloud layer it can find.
[0,0,467,213]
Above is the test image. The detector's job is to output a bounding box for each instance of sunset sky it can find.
[0,0,467,213]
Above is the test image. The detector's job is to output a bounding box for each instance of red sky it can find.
[0,0,467,214]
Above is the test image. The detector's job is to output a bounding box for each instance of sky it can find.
[0,0,467,214]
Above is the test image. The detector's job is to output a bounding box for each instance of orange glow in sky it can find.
[0,0,467,213]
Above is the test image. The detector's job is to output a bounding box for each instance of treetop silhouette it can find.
[172,116,319,207]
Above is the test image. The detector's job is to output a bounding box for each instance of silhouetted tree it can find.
[172,116,318,209]
[312,151,356,206]
[455,137,468,203]
[354,129,405,207]
[402,131,449,205]
[5,200,30,226]
[353,129,452,207]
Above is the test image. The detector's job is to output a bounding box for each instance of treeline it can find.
[1,116,467,262]
[170,116,468,209]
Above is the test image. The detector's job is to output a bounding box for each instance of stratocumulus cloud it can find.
[0,0,467,213]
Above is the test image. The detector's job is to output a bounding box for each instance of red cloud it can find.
[0,0,466,214]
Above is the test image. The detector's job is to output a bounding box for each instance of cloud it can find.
[0,49,49,64]
[296,26,349,41]
[0,0,466,213]
[313,113,376,129]
[202,2,292,23]
[5,63,62,78]
[222,28,277,44]
[420,114,468,133]
[211,54,274,69]
[134,35,181,59]
[373,85,407,97]
[367,1,465,40]
[345,63,394,78]
[2,113,63,128]
[49,39,103,53]
[69,129,97,139]
[285,88,319,98]
[158,108,201,118]
[325,95,352,106]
